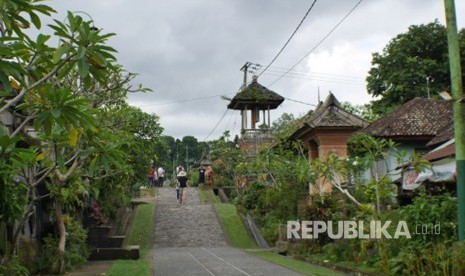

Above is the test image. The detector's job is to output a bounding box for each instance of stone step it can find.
[88,245,140,261]
[153,187,227,248]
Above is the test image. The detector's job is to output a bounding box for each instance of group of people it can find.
[196,165,213,188]
[175,165,213,205]
[147,162,214,205]
[147,165,165,188]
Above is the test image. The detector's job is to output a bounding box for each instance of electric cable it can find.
[132,93,235,108]
[204,108,229,141]
[267,0,365,87]
[257,0,318,77]
[283,97,317,106]
[262,71,365,85]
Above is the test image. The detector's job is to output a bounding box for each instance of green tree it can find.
[271,112,295,133]
[209,131,244,187]
[0,3,157,273]
[366,20,465,115]
[341,102,379,123]
[348,134,429,213]
[114,105,163,185]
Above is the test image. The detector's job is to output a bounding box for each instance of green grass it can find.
[249,251,344,276]
[107,259,151,276]
[107,203,154,276]
[212,203,342,275]
[213,203,256,249]
[198,188,209,203]
[127,203,155,251]
[199,188,218,203]
[307,254,381,274]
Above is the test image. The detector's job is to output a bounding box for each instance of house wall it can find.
[359,143,426,184]
[301,129,356,161]
[301,129,360,195]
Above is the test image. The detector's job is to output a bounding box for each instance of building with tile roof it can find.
[359,97,457,193]
[360,97,453,144]
[290,93,368,194]
[291,92,368,162]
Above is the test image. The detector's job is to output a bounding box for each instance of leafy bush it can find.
[259,212,281,244]
[390,243,451,275]
[0,255,29,276]
[399,192,457,244]
[263,185,299,221]
[384,193,458,275]
[353,177,398,207]
[241,182,265,211]
[36,215,89,273]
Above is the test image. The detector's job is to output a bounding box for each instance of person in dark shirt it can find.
[198,166,206,187]
[177,169,189,204]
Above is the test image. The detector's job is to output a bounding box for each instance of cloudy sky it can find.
[45,0,465,140]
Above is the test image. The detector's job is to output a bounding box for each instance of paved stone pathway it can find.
[152,188,303,276]
[153,187,227,247]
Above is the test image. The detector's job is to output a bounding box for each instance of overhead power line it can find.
[267,0,365,87]
[258,0,318,78]
[284,97,316,106]
[262,71,365,85]
[132,93,236,108]
[204,108,229,141]
[265,65,363,80]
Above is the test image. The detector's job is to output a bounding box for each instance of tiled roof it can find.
[227,76,284,110]
[427,123,454,146]
[360,98,452,138]
[423,142,455,161]
[305,93,367,128]
[291,93,368,138]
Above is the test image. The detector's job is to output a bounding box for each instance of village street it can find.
[152,187,304,276]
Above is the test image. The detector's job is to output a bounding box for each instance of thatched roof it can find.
[227,76,284,110]
[360,98,452,140]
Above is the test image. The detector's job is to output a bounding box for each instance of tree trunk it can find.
[10,204,34,255]
[333,183,362,207]
[374,162,381,214]
[54,201,66,274]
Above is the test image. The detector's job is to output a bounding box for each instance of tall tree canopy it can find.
[0,1,161,273]
[366,20,465,115]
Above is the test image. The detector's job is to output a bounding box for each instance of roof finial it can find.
[317,86,320,103]
[252,75,258,83]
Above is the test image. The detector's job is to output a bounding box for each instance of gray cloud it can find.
[44,0,464,140]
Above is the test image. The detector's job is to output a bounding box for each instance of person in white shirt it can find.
[157,167,165,187]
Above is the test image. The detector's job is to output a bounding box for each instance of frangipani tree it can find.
[1,1,156,273]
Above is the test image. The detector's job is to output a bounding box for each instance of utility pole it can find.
[240,62,252,87]
[240,62,252,131]
[176,144,179,169]
[186,145,189,171]
[426,76,432,99]
[444,0,465,241]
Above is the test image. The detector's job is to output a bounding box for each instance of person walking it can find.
[177,169,189,205]
[198,166,206,187]
[157,167,165,187]
[147,165,155,188]
[175,166,183,200]
[206,166,214,189]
